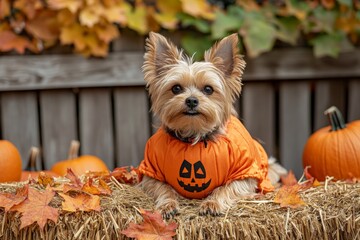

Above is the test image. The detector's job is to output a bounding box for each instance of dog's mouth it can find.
[183,110,200,116]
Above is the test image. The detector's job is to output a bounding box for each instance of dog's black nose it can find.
[185,97,199,108]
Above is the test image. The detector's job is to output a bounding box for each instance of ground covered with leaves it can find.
[0,169,359,240]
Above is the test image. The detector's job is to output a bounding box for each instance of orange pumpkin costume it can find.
[138,116,274,199]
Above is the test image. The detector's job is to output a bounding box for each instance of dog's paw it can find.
[158,200,179,219]
[199,200,222,216]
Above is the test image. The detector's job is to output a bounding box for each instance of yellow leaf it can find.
[79,5,103,27]
[158,0,182,14]
[57,9,76,26]
[48,0,83,13]
[127,3,148,35]
[154,13,178,29]
[154,0,181,29]
[102,2,131,25]
[94,23,119,43]
[181,0,215,20]
[60,23,86,51]
[83,32,108,57]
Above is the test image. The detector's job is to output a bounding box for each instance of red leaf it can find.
[0,185,28,212]
[109,166,142,185]
[11,187,59,230]
[121,209,177,240]
[0,30,31,54]
[280,170,298,186]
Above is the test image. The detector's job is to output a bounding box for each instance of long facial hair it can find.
[143,32,245,143]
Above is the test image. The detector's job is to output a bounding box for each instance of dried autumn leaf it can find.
[48,0,83,13]
[181,0,215,20]
[93,23,119,43]
[79,4,103,27]
[13,0,43,20]
[59,192,101,212]
[26,10,60,41]
[280,170,298,186]
[60,23,87,51]
[101,2,130,25]
[0,185,28,212]
[109,166,141,185]
[11,187,58,230]
[0,0,10,19]
[0,30,31,54]
[37,172,55,187]
[304,166,321,187]
[274,185,306,209]
[121,209,178,240]
[154,0,181,29]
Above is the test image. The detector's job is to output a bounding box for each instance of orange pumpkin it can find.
[51,140,109,176]
[0,140,22,182]
[20,147,59,181]
[303,106,360,181]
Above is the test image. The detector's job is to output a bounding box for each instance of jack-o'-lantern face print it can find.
[177,160,211,192]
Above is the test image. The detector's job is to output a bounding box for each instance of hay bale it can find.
[0,180,359,239]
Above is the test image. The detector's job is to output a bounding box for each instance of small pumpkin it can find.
[0,140,22,183]
[20,147,59,181]
[303,106,360,181]
[51,140,109,176]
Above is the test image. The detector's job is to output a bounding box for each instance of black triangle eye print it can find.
[177,160,211,193]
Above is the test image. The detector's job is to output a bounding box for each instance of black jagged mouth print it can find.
[177,179,211,193]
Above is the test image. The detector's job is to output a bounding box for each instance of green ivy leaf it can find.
[275,17,300,45]
[312,7,337,33]
[181,33,213,61]
[241,12,276,57]
[310,32,343,58]
[286,0,311,20]
[211,6,244,39]
[178,13,210,33]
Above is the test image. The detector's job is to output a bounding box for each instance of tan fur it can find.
[140,32,286,217]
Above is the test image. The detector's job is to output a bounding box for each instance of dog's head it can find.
[143,32,245,142]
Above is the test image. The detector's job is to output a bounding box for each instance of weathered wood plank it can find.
[1,49,360,91]
[114,87,150,167]
[0,92,40,167]
[40,90,78,169]
[244,49,360,81]
[348,80,360,121]
[279,82,311,178]
[79,88,115,169]
[242,83,275,157]
[0,53,144,91]
[314,81,346,131]
[112,29,145,52]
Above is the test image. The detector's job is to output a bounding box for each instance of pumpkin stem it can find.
[68,140,80,159]
[25,147,40,171]
[324,106,346,131]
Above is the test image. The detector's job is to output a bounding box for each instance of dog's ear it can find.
[143,32,182,84]
[204,33,245,80]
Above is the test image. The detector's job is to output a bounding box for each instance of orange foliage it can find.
[121,209,178,240]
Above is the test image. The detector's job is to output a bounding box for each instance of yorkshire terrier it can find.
[138,32,286,218]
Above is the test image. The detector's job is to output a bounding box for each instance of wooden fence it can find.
[1,37,360,178]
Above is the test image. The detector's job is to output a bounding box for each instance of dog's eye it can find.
[203,86,214,95]
[171,85,183,94]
